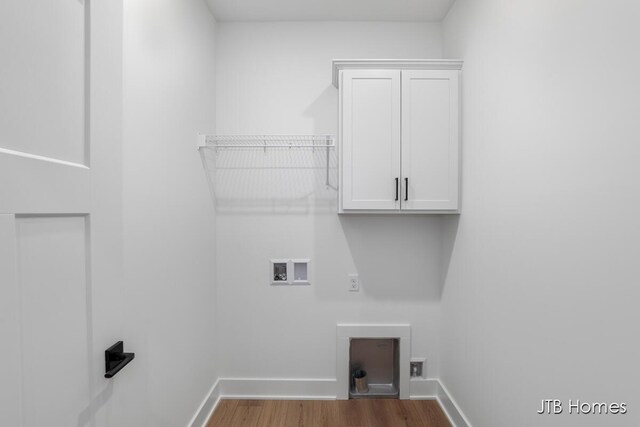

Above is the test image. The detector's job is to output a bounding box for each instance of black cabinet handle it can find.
[395,178,399,201]
[105,341,135,379]
[405,177,409,201]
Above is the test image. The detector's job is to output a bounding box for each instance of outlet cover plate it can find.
[348,274,359,292]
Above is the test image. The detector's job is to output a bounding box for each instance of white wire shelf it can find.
[197,134,338,189]
[197,134,335,150]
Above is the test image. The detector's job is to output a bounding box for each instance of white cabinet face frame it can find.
[338,64,461,214]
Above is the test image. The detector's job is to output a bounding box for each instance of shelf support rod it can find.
[326,136,331,187]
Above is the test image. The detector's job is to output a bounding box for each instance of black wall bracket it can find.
[105,341,135,379]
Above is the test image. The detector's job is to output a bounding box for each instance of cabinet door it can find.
[401,70,460,211]
[341,70,401,211]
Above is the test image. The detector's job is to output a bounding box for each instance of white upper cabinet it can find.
[335,60,462,214]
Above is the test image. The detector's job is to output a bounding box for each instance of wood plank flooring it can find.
[206,399,452,427]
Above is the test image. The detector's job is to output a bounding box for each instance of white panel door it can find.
[401,70,460,211]
[341,70,401,210]
[0,1,123,426]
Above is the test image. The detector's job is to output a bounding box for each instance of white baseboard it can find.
[219,378,337,400]
[188,377,469,427]
[409,378,470,427]
[188,379,221,427]
[436,380,471,427]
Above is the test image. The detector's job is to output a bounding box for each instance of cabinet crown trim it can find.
[332,59,463,88]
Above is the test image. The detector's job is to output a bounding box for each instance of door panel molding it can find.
[0,151,91,214]
[15,215,92,427]
[0,215,21,426]
[0,0,90,165]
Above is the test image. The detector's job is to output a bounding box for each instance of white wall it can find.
[214,22,446,383]
[123,0,218,425]
[441,0,640,425]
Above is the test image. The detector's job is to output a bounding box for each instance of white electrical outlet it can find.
[348,274,359,292]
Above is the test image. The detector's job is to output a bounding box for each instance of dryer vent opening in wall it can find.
[294,262,307,281]
[349,338,399,399]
